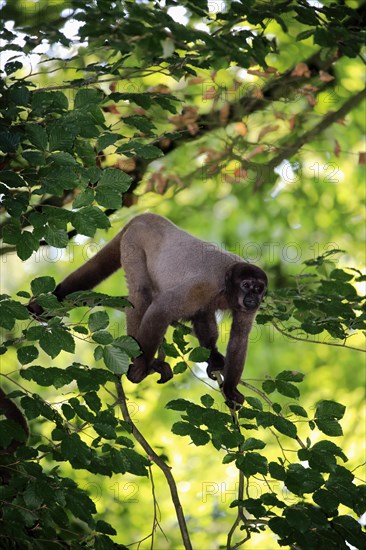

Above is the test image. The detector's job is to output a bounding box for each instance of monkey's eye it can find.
[241,281,250,289]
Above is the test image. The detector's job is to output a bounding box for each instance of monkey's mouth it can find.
[243,299,259,311]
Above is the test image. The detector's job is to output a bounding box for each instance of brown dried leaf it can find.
[334,140,341,158]
[319,70,334,82]
[291,63,311,78]
[258,124,279,141]
[203,86,217,100]
[289,114,297,130]
[219,103,230,125]
[235,122,248,136]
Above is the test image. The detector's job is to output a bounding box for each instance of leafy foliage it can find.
[0,0,365,548]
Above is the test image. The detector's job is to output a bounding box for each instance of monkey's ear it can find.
[225,263,241,289]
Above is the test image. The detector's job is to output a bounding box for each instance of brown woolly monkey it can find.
[28,214,267,406]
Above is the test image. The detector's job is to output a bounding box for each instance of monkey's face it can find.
[225,263,267,312]
[238,278,266,311]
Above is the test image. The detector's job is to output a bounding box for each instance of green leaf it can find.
[123,115,156,133]
[246,396,263,410]
[273,416,297,439]
[114,448,149,476]
[189,347,210,362]
[74,88,103,109]
[30,276,56,296]
[0,419,28,448]
[313,488,339,513]
[236,452,268,477]
[95,520,117,536]
[95,168,132,207]
[165,399,192,411]
[0,298,29,329]
[173,361,188,374]
[230,498,266,518]
[0,170,26,188]
[21,365,73,388]
[285,505,311,533]
[162,342,180,358]
[289,404,308,417]
[65,488,96,524]
[260,492,286,508]
[315,400,346,420]
[269,461,286,481]
[332,515,366,548]
[39,327,75,358]
[262,379,276,394]
[276,370,304,383]
[315,418,343,437]
[26,123,48,150]
[285,464,324,496]
[275,380,300,399]
[16,231,39,260]
[172,421,210,446]
[92,330,114,344]
[32,91,68,116]
[103,346,130,374]
[201,394,214,408]
[241,438,266,451]
[73,325,89,335]
[44,226,69,248]
[17,345,39,365]
[97,133,123,150]
[73,188,95,208]
[84,392,102,412]
[88,311,109,332]
[113,336,141,358]
[329,268,354,282]
[94,423,116,439]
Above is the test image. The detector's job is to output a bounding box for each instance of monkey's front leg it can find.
[127,301,173,384]
[223,312,255,407]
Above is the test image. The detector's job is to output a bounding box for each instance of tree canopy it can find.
[0,1,365,549]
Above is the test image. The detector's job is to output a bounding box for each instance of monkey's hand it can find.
[206,351,225,380]
[222,385,244,409]
[150,359,173,384]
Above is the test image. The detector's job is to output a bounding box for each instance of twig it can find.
[271,319,366,353]
[114,378,193,550]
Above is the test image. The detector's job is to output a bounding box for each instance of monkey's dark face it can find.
[238,278,266,311]
[226,263,267,312]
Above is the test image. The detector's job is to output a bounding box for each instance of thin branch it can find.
[271,320,366,353]
[114,378,193,550]
[254,86,366,189]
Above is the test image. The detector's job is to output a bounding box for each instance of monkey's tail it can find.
[54,230,125,300]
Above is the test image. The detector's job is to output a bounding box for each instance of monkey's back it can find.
[120,213,241,292]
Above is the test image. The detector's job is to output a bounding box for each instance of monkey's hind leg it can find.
[128,298,172,384]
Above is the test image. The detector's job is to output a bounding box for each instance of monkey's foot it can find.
[150,359,173,384]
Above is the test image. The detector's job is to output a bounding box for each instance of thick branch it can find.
[114,379,192,550]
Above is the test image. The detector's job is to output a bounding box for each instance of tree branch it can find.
[114,378,193,550]
[271,319,366,353]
